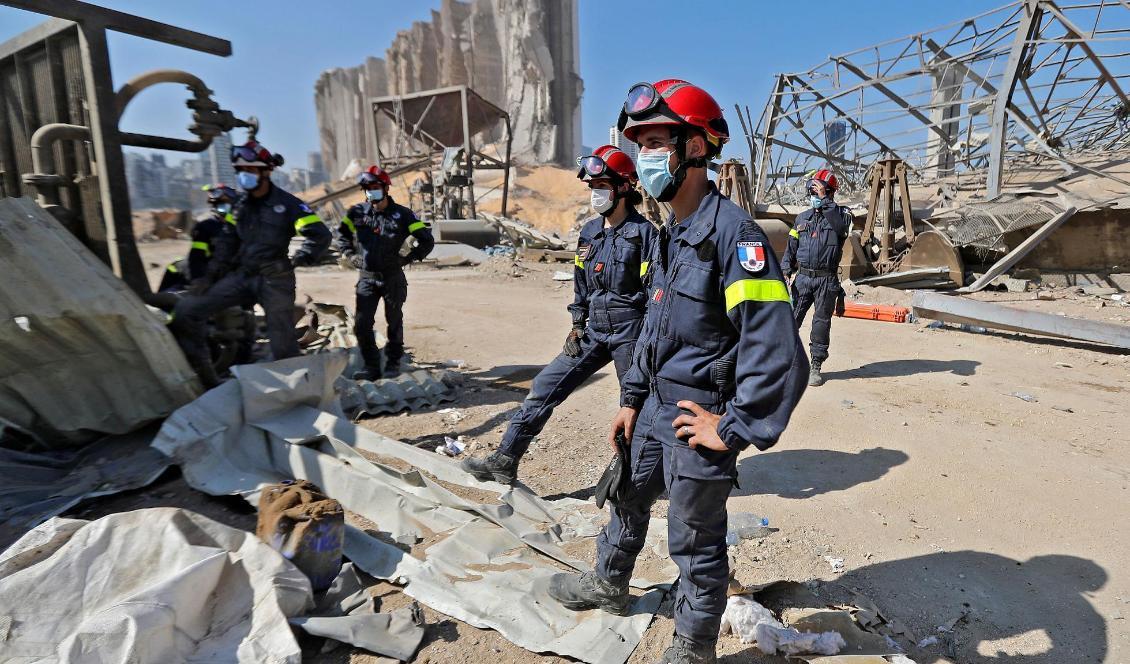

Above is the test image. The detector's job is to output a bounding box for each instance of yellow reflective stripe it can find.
[166,263,179,273]
[408,221,426,233]
[191,241,211,257]
[789,228,800,239]
[639,261,650,277]
[341,216,357,234]
[724,279,791,311]
[294,214,323,231]
[574,255,585,269]
[224,212,235,225]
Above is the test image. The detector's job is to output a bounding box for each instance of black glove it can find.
[563,326,584,358]
[187,276,213,296]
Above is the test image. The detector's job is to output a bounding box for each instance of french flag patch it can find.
[736,241,766,274]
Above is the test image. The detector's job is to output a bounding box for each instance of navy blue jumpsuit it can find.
[158,210,234,292]
[594,185,808,646]
[498,211,657,459]
[171,183,330,362]
[780,202,852,364]
[335,197,434,372]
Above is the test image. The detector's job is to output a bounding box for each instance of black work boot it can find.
[808,360,825,387]
[547,571,630,616]
[655,635,717,664]
[352,367,382,382]
[188,355,221,390]
[461,451,519,485]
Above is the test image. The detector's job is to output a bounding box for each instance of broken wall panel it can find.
[0,197,199,448]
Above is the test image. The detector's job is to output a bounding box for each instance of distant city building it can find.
[607,127,639,164]
[203,132,235,187]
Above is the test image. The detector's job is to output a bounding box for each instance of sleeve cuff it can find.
[620,392,645,409]
[717,413,753,452]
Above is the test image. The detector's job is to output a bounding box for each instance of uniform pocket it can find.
[667,262,723,350]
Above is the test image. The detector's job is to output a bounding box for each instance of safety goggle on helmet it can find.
[231,142,275,167]
[615,80,729,157]
[576,146,638,184]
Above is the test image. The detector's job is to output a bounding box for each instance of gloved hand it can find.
[563,326,584,358]
[187,276,213,296]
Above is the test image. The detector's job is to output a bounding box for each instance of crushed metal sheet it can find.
[912,291,1130,349]
[479,212,567,250]
[337,369,461,419]
[153,353,674,663]
[0,197,199,448]
[0,424,169,549]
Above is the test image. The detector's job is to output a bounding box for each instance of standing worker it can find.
[544,80,808,664]
[461,145,655,485]
[335,165,434,380]
[170,140,330,386]
[780,169,852,386]
[157,184,238,292]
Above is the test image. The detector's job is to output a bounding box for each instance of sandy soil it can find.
[124,240,1130,663]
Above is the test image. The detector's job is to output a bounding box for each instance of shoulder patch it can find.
[736,241,767,274]
[578,244,591,259]
[273,204,286,214]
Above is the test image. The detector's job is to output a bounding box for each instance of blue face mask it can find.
[365,188,385,202]
[637,150,674,198]
[810,195,823,209]
[237,171,260,191]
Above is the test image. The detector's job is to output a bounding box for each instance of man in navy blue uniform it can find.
[159,184,239,292]
[170,141,330,386]
[461,145,656,485]
[780,168,852,386]
[545,80,808,664]
[336,165,434,380]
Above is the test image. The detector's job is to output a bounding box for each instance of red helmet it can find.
[617,80,729,157]
[808,168,838,192]
[231,141,276,168]
[577,145,637,184]
[357,165,392,189]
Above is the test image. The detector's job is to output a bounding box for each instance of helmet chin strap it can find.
[656,129,707,203]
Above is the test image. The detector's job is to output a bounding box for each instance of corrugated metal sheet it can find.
[0,197,199,448]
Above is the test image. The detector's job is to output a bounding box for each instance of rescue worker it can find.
[158,184,238,292]
[545,80,808,664]
[780,169,851,386]
[169,140,330,386]
[461,145,655,484]
[336,165,434,380]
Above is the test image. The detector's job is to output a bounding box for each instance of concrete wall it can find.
[1015,208,1130,271]
[314,0,582,177]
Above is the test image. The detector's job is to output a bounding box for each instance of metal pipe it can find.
[120,132,210,152]
[28,123,90,206]
[115,69,210,116]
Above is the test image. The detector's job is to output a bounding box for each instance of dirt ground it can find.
[126,240,1129,663]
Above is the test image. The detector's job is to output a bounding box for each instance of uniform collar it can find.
[671,183,722,247]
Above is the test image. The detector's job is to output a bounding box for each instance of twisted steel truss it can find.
[752,0,1130,207]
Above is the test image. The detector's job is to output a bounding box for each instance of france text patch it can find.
[737,241,766,273]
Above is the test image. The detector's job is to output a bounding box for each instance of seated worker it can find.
[158,184,238,292]
[461,145,655,484]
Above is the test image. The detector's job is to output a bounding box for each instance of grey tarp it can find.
[0,197,199,448]
[153,352,675,664]
[0,512,426,663]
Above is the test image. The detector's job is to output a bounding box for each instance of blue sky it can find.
[1,0,1000,168]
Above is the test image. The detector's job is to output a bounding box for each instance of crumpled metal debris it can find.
[152,352,675,664]
[0,424,169,549]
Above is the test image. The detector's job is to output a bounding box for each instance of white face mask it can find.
[590,188,615,215]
